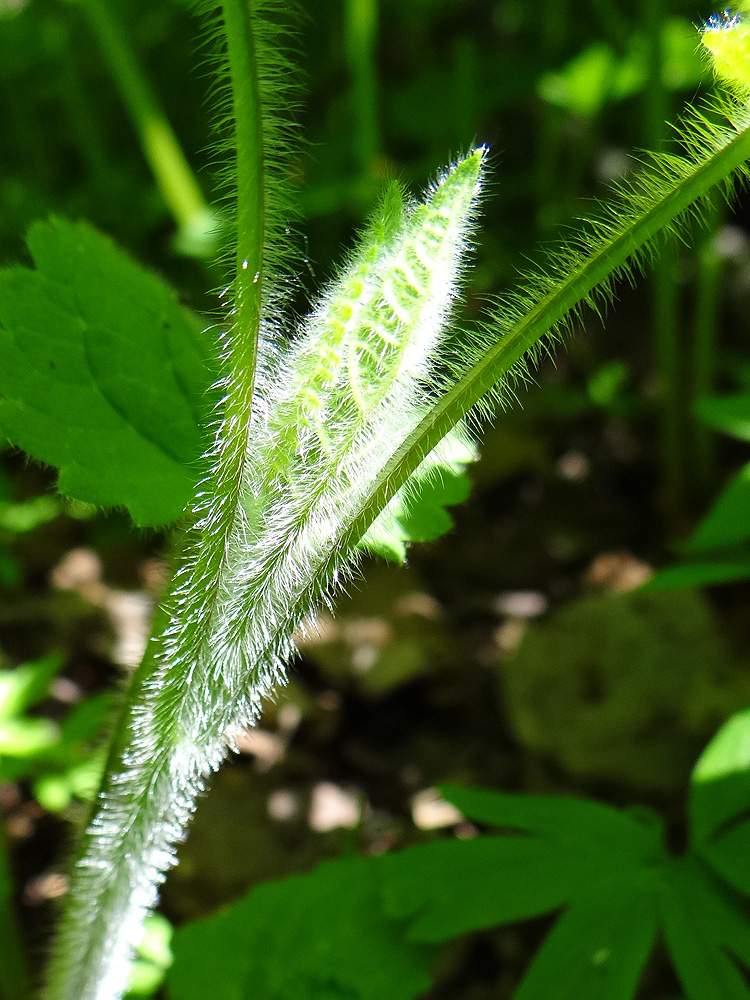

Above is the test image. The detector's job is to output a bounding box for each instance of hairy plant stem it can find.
[42,7,267,1000]
[342,110,750,552]
[41,17,750,1000]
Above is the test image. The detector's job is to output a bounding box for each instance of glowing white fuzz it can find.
[43,149,485,1000]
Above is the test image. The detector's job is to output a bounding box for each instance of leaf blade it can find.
[168,858,434,1000]
[513,872,658,1000]
[0,218,211,526]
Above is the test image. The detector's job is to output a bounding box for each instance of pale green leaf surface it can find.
[168,858,434,1000]
[0,716,59,758]
[512,872,658,1000]
[0,219,212,526]
[359,430,476,563]
[659,856,750,1000]
[0,653,62,718]
[691,706,750,842]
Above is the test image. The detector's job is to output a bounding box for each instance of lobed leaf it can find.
[690,706,750,895]
[440,784,666,859]
[0,218,212,526]
[379,788,665,943]
[360,427,476,563]
[658,855,750,1000]
[168,858,434,1000]
[684,462,750,552]
[512,872,658,1000]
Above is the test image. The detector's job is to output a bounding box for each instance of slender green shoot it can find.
[77,0,219,257]
[345,0,381,175]
[692,195,724,492]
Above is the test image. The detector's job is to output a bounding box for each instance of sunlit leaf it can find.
[168,858,434,1000]
[0,219,212,526]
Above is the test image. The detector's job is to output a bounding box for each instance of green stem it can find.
[41,8,267,1000]
[0,825,30,1000]
[78,0,215,253]
[692,196,724,493]
[223,0,265,384]
[642,0,685,520]
[344,0,381,174]
[343,111,750,553]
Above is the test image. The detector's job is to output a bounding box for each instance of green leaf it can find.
[379,791,664,943]
[168,858,434,1000]
[380,837,610,942]
[700,820,750,898]
[0,716,59,759]
[0,494,59,534]
[642,558,750,590]
[513,871,658,1000]
[690,707,750,894]
[358,422,476,563]
[0,653,62,718]
[659,855,750,1000]
[440,784,665,859]
[126,913,173,999]
[695,394,750,443]
[685,463,750,552]
[691,707,750,841]
[0,218,212,526]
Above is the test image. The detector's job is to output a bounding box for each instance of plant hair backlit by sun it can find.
[42,7,750,1000]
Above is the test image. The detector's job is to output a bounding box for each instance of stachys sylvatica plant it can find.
[1,3,750,999]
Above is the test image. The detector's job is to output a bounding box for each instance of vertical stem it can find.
[0,825,30,1000]
[41,8,268,1000]
[642,0,685,521]
[692,196,724,492]
[344,0,381,175]
[534,0,570,232]
[223,0,265,373]
[78,0,216,253]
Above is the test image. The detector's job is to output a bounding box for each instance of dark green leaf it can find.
[686,463,750,552]
[691,707,750,844]
[659,855,750,1000]
[168,858,434,1000]
[0,219,212,526]
[642,559,750,590]
[379,826,658,944]
[701,820,750,897]
[513,870,658,1000]
[694,394,750,443]
[440,785,665,859]
[380,838,587,941]
[690,707,750,895]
